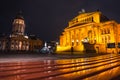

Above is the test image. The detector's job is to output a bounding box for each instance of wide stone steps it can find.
[0,54,120,80]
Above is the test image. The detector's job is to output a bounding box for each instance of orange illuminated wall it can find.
[57,10,120,54]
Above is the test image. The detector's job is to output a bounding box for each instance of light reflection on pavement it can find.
[0,54,120,80]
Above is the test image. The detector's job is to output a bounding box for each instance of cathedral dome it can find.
[15,11,24,20]
[12,11,25,35]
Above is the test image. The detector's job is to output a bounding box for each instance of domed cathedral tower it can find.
[12,11,25,36]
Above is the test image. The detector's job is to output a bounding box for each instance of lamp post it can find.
[71,40,74,54]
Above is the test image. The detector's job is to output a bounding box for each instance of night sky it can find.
[0,0,120,41]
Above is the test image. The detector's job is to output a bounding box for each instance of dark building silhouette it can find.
[0,12,43,52]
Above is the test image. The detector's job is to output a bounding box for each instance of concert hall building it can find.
[57,10,120,54]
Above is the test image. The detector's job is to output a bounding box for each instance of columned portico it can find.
[57,10,120,54]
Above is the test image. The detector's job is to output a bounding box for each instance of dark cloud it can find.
[0,0,120,41]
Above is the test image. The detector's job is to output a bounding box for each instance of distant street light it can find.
[71,40,74,54]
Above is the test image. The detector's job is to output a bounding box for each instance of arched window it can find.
[108,29,110,34]
[101,29,103,35]
[19,41,22,50]
[104,29,106,34]
[105,36,107,43]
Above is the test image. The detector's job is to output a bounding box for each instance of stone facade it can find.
[57,11,120,54]
[0,12,43,52]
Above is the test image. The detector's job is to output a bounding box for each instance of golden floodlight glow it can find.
[57,10,120,54]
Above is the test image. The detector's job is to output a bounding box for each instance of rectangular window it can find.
[107,43,115,48]
[118,43,120,48]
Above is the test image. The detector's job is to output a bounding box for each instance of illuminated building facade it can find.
[0,12,43,52]
[57,10,120,53]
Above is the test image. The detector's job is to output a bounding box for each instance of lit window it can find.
[108,29,110,34]
[102,37,104,43]
[15,21,19,23]
[19,41,22,50]
[105,36,107,43]
[19,21,22,24]
[104,29,106,34]
[101,29,103,35]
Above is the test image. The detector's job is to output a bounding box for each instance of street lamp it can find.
[71,40,74,54]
